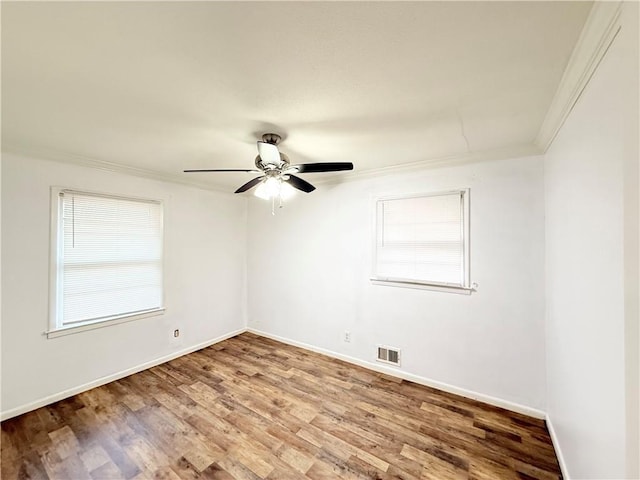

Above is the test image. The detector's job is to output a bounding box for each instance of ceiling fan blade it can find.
[235,176,265,193]
[291,162,354,173]
[285,174,316,193]
[184,169,260,173]
[257,141,282,165]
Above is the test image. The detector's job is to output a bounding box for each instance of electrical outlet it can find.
[344,331,351,343]
[173,329,180,338]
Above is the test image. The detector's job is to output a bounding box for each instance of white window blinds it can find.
[54,190,163,327]
[374,190,469,287]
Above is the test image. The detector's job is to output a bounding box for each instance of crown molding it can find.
[1,143,231,194]
[3,141,542,192]
[312,143,543,186]
[535,1,623,152]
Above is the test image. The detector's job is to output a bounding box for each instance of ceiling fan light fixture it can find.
[279,182,296,200]
[184,132,352,213]
[254,176,295,201]
[254,177,279,200]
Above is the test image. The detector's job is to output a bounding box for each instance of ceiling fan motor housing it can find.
[255,152,289,170]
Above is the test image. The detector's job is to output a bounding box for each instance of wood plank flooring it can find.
[1,332,562,479]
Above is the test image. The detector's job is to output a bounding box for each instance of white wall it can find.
[544,3,639,478]
[1,152,247,418]
[247,156,546,412]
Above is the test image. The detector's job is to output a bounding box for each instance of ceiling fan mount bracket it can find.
[261,133,282,145]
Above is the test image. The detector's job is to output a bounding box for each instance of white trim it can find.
[0,328,246,421]
[3,326,547,422]
[48,187,165,333]
[46,308,166,339]
[49,187,63,331]
[370,279,473,295]
[59,188,163,205]
[247,328,546,419]
[372,189,471,291]
[535,1,623,152]
[462,186,471,286]
[3,142,542,192]
[3,144,230,194]
[314,144,542,187]
[373,189,468,202]
[546,413,570,479]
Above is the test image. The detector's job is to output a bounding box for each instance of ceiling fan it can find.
[184,133,353,212]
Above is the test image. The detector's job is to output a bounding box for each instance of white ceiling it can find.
[2,1,592,191]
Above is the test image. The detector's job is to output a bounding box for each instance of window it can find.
[49,189,164,337]
[372,189,471,292]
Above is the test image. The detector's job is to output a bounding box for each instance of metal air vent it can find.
[377,345,401,366]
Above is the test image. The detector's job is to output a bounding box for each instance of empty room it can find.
[1,1,638,479]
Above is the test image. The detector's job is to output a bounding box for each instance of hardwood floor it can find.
[1,333,562,479]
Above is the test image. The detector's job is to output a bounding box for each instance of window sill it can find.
[370,278,475,295]
[46,308,165,339]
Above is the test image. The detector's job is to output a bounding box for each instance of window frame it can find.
[370,188,472,294]
[48,187,165,338]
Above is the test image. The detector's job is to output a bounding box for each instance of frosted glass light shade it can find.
[254,177,296,200]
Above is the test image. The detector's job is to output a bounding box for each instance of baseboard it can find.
[546,413,570,479]
[0,328,246,421]
[247,328,546,420]
[2,326,547,423]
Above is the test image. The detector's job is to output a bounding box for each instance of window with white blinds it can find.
[373,190,470,289]
[50,189,164,332]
